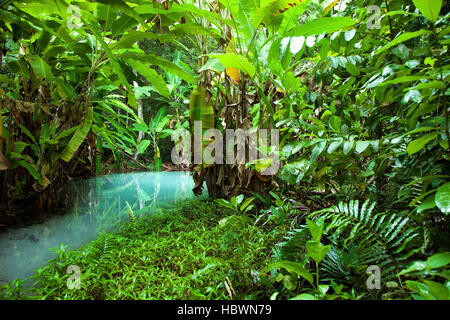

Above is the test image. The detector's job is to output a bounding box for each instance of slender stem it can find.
[432,26,450,152]
[315,261,320,298]
[384,0,394,40]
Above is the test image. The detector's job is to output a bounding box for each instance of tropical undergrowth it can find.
[0,200,286,300]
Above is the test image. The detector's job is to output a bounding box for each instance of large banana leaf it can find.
[126,58,170,98]
[60,106,93,162]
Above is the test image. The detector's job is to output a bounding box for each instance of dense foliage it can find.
[0,0,449,300]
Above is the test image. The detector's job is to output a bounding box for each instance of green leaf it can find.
[60,107,93,162]
[406,132,438,155]
[412,0,443,22]
[269,260,314,286]
[307,218,324,242]
[435,183,450,215]
[406,81,446,91]
[355,141,370,154]
[417,194,436,213]
[310,141,326,162]
[234,194,244,207]
[113,30,173,49]
[427,252,450,269]
[375,30,428,55]
[207,53,256,77]
[16,160,42,185]
[97,3,118,30]
[423,280,449,299]
[199,58,226,74]
[345,62,360,76]
[306,241,331,264]
[127,59,170,98]
[281,72,301,92]
[398,261,427,276]
[342,141,354,155]
[289,293,318,300]
[137,140,151,154]
[29,56,54,80]
[329,116,341,132]
[215,199,234,211]
[286,17,355,37]
[327,140,342,154]
[240,197,255,212]
[280,160,310,184]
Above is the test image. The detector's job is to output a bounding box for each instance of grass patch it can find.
[1,200,283,300]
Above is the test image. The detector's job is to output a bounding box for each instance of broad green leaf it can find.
[417,194,436,213]
[240,197,255,212]
[423,280,449,299]
[268,260,314,285]
[84,21,137,108]
[375,30,428,55]
[215,199,234,211]
[328,115,341,131]
[137,140,151,154]
[127,59,170,98]
[279,1,311,36]
[17,160,42,185]
[412,0,443,22]
[427,252,450,269]
[207,54,256,77]
[327,140,342,154]
[379,75,430,86]
[97,3,118,30]
[60,107,93,162]
[345,62,360,76]
[29,56,54,80]
[306,241,331,264]
[435,183,450,215]
[342,141,354,155]
[406,132,438,155]
[113,30,173,49]
[55,78,76,100]
[121,53,196,84]
[199,58,225,74]
[286,17,355,37]
[406,81,446,91]
[355,141,370,154]
[234,194,244,207]
[398,261,427,276]
[310,141,326,162]
[307,218,324,242]
[252,0,309,30]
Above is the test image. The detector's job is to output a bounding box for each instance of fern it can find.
[278,199,420,284]
[88,232,116,266]
[126,201,136,229]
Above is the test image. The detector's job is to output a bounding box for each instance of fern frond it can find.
[311,199,419,281]
[88,232,116,265]
[277,199,420,285]
[126,201,136,229]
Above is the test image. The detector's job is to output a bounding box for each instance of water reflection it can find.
[0,171,203,285]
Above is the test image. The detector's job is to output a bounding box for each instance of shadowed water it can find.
[0,171,204,286]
